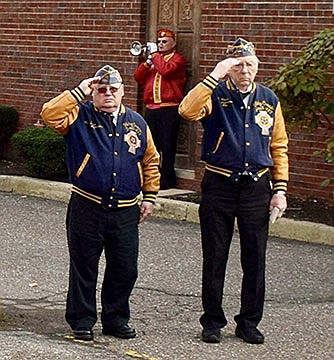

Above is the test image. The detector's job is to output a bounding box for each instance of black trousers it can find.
[65,193,140,330]
[145,107,180,189]
[199,170,271,330]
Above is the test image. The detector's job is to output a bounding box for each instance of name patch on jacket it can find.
[220,98,233,107]
[254,101,274,135]
[84,120,103,129]
[123,122,142,155]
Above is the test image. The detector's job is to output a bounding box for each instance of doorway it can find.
[147,0,201,172]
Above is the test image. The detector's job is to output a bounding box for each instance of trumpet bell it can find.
[130,41,144,56]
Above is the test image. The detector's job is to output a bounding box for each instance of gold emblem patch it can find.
[255,111,273,135]
[124,131,141,155]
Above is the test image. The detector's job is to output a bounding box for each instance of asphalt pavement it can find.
[0,177,333,359]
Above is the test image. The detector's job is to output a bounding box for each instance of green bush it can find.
[0,105,19,156]
[265,29,334,129]
[11,127,67,179]
[266,29,334,198]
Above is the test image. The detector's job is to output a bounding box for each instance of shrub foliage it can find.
[266,28,334,129]
[266,29,334,196]
[11,127,67,178]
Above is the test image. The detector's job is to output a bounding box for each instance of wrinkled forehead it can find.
[235,55,259,64]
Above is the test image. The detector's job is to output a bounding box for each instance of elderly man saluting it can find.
[41,65,160,342]
[179,38,288,344]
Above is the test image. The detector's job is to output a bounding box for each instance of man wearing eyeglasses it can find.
[41,65,160,342]
[134,29,187,190]
[179,38,289,345]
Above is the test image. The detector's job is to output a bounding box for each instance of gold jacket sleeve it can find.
[142,126,161,202]
[178,82,213,121]
[270,102,289,183]
[40,90,81,135]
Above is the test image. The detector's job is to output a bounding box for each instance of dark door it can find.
[147,0,201,170]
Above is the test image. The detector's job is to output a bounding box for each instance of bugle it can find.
[129,41,157,56]
[130,41,145,56]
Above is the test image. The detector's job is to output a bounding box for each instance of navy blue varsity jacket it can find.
[41,88,160,208]
[179,76,288,192]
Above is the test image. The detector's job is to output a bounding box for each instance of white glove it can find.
[146,41,158,54]
[146,55,153,66]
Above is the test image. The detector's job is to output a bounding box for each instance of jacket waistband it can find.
[72,185,139,208]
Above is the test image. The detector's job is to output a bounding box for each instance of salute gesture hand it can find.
[209,58,240,80]
[78,76,101,96]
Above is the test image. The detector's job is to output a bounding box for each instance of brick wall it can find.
[200,0,333,80]
[288,130,333,200]
[0,0,333,202]
[0,0,146,127]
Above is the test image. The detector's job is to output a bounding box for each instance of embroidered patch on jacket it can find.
[84,120,103,129]
[255,111,273,135]
[123,122,142,135]
[220,98,233,107]
[253,100,274,114]
[124,131,141,154]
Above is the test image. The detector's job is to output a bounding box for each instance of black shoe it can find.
[73,329,94,341]
[235,326,264,344]
[102,324,136,339]
[201,328,221,343]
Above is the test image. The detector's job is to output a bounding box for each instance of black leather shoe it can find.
[235,326,264,344]
[73,329,94,341]
[201,328,221,343]
[102,324,136,339]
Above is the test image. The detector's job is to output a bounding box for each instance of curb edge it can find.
[1,175,333,246]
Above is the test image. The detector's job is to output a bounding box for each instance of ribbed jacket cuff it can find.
[70,87,86,102]
[202,75,219,90]
[142,192,158,204]
[273,180,288,193]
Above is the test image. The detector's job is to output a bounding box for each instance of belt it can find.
[205,164,269,181]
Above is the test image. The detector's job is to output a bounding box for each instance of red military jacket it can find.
[134,49,187,109]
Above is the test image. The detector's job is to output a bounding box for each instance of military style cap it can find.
[94,65,123,85]
[157,29,176,40]
[226,37,256,57]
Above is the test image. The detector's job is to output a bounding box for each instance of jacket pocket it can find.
[76,153,91,178]
[137,161,143,188]
[212,131,225,154]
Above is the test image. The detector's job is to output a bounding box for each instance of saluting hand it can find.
[210,58,240,80]
[78,76,101,96]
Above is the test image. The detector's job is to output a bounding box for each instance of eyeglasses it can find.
[95,86,121,94]
[157,40,168,44]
